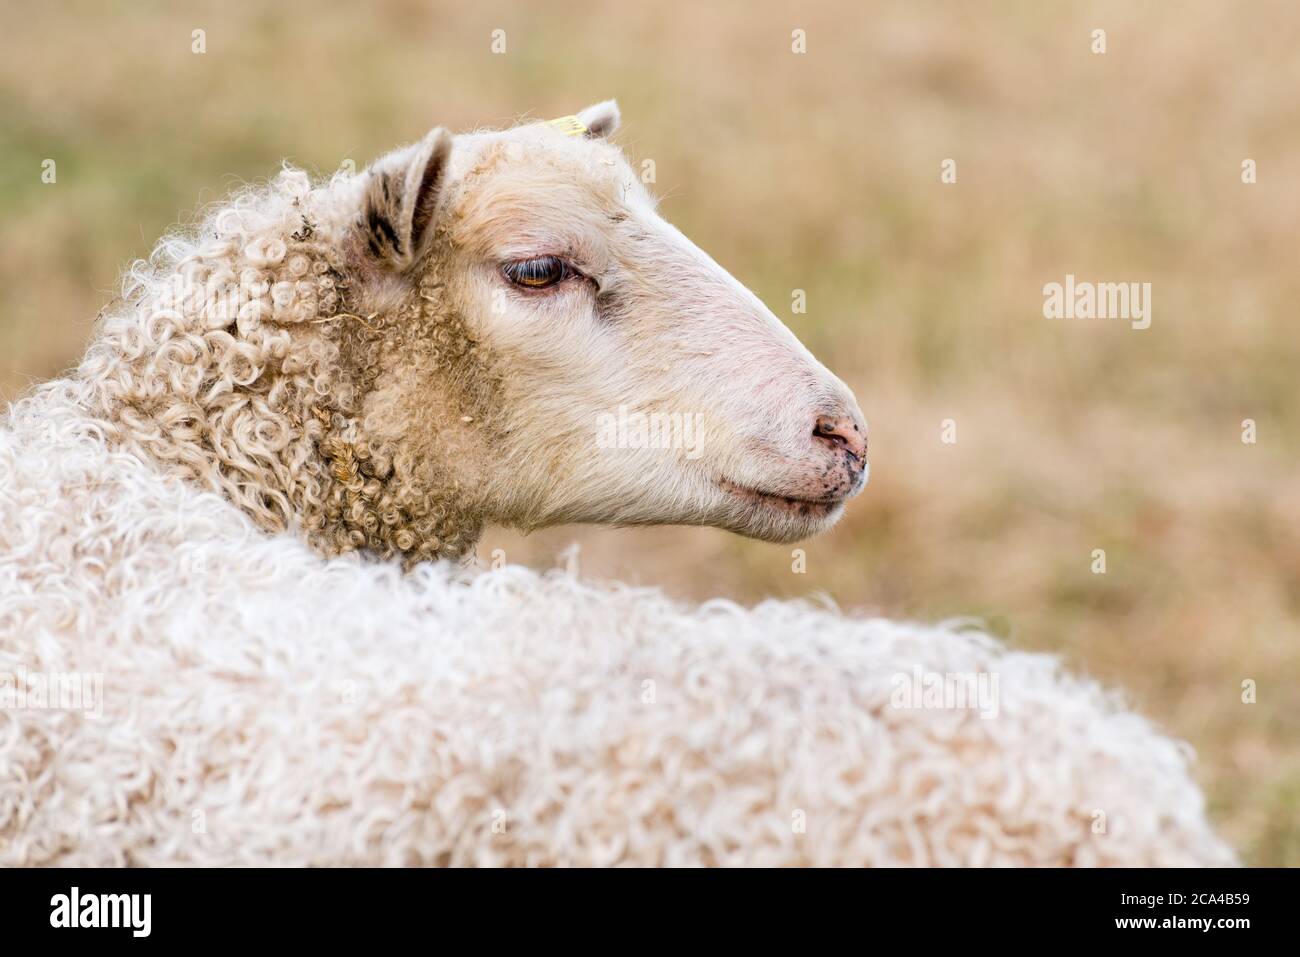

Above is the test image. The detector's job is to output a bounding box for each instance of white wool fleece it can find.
[0,384,1236,866]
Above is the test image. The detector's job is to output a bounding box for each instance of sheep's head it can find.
[334,101,867,553]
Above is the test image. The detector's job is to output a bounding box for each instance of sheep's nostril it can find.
[813,415,867,462]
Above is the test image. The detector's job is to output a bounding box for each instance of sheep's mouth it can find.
[717,477,844,517]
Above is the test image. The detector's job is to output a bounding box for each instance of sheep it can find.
[0,102,1235,866]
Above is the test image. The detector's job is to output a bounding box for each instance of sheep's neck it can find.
[83,248,495,566]
[303,276,499,564]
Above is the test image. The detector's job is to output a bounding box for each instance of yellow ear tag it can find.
[547,115,588,137]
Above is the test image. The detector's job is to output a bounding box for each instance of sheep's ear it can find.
[361,127,453,270]
[576,100,620,140]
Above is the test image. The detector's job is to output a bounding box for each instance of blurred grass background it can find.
[1,0,1296,864]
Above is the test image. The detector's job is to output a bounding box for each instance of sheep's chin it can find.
[714,479,847,543]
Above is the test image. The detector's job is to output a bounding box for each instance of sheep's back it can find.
[0,386,1236,866]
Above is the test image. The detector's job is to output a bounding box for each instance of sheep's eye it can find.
[503,255,568,289]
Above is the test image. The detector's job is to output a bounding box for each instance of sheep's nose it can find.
[813,414,867,463]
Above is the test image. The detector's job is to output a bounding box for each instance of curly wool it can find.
[0,383,1236,866]
[76,167,486,564]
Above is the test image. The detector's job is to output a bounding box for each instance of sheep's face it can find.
[349,101,866,546]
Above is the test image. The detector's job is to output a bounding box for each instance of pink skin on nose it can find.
[784,412,865,503]
[733,411,867,507]
[814,415,866,461]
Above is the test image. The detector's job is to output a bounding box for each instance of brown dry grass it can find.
[1,0,1295,864]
